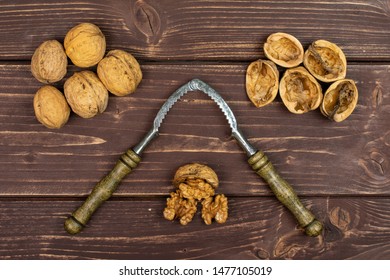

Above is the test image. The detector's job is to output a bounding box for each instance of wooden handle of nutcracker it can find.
[248,151,323,236]
[64,149,141,234]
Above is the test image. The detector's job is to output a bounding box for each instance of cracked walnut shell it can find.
[279,66,323,114]
[33,85,70,129]
[64,23,106,68]
[97,50,142,96]
[64,71,108,118]
[264,32,304,68]
[31,40,67,84]
[321,79,358,122]
[246,59,279,108]
[303,40,347,82]
[173,163,219,191]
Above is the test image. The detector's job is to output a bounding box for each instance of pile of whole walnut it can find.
[246,32,358,122]
[31,23,142,129]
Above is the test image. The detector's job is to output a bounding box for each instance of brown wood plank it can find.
[0,62,389,196]
[0,0,389,61]
[0,197,389,259]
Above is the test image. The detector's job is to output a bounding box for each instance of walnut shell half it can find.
[246,59,279,108]
[33,85,70,129]
[303,40,347,82]
[321,79,358,122]
[264,32,304,68]
[173,163,219,189]
[64,71,108,118]
[31,40,67,84]
[64,23,106,68]
[97,50,142,96]
[279,66,323,114]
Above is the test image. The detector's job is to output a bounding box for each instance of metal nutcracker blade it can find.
[133,79,256,157]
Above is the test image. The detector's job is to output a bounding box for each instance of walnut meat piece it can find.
[201,194,228,225]
[31,40,67,84]
[264,32,304,68]
[178,179,215,200]
[246,59,279,108]
[64,23,106,68]
[303,40,347,82]
[97,50,142,96]
[164,163,228,225]
[163,192,197,225]
[64,71,108,118]
[321,79,358,122]
[33,85,70,129]
[279,66,323,114]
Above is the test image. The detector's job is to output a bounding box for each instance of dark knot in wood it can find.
[132,0,162,44]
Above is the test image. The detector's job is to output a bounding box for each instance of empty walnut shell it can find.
[246,59,279,108]
[321,79,358,122]
[264,32,304,68]
[31,40,67,84]
[33,85,70,129]
[97,50,142,96]
[64,71,108,118]
[303,40,347,82]
[173,163,219,189]
[64,23,106,68]
[279,66,323,114]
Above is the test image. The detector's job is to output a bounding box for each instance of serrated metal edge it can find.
[133,79,256,156]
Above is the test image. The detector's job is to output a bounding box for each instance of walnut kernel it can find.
[31,40,67,84]
[97,50,142,96]
[201,194,228,225]
[64,71,108,118]
[164,163,228,225]
[178,179,215,200]
[64,23,106,68]
[33,85,70,129]
[163,192,197,226]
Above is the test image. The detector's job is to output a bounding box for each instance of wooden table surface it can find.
[0,0,389,260]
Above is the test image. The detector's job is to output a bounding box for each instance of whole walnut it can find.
[33,85,70,129]
[64,23,106,68]
[31,40,67,84]
[64,71,108,118]
[97,49,142,96]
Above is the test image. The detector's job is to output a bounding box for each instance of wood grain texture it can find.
[0,197,389,259]
[0,62,388,196]
[0,0,389,61]
[0,0,389,260]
